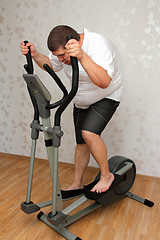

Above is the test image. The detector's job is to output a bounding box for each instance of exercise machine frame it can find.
[21,38,154,240]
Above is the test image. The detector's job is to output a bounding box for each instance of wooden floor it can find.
[0,153,160,240]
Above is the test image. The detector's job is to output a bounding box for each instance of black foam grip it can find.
[23,40,34,74]
[43,64,68,96]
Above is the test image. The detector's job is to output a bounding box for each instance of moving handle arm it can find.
[54,35,79,126]
[23,41,39,121]
[23,41,68,118]
[43,64,68,109]
[23,36,79,125]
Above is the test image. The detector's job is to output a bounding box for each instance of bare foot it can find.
[62,183,83,191]
[91,172,115,193]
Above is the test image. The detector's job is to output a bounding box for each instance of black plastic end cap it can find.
[37,211,44,220]
[66,35,73,42]
[76,237,82,240]
[24,40,28,45]
[144,199,154,207]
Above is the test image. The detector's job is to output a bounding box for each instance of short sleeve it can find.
[88,36,117,79]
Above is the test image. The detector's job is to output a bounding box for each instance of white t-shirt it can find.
[49,28,123,109]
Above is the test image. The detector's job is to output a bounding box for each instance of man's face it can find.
[52,46,71,65]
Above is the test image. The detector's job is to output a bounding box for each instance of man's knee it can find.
[76,143,88,151]
[76,143,90,156]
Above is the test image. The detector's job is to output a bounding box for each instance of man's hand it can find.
[20,41,52,70]
[65,39,84,61]
[20,41,36,57]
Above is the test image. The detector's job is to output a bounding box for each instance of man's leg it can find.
[63,143,90,190]
[82,130,114,193]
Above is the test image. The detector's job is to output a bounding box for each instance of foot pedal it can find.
[84,174,124,205]
[61,189,84,199]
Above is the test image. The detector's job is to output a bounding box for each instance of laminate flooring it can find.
[0,153,159,240]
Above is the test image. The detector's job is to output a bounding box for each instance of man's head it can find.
[47,25,80,51]
[47,25,80,65]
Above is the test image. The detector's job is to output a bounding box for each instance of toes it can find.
[91,180,111,193]
[96,188,107,194]
[101,187,108,193]
[92,187,109,194]
[91,187,96,192]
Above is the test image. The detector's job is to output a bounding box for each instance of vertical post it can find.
[26,139,37,203]
[52,147,59,215]
[42,117,63,215]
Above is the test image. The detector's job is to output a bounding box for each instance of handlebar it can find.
[54,35,79,126]
[43,64,68,109]
[23,40,69,111]
[23,41,39,120]
[23,35,79,127]
[23,41,34,74]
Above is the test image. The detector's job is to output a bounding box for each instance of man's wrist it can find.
[32,49,38,59]
[79,50,86,63]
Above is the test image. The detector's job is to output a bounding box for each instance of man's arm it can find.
[65,39,111,89]
[79,51,111,89]
[32,50,52,70]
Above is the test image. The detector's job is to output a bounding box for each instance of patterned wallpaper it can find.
[0,0,160,177]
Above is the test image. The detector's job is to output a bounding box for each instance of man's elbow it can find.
[100,76,111,89]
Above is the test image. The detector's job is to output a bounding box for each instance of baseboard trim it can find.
[0,152,98,172]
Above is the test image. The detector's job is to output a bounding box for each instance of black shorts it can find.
[73,98,120,144]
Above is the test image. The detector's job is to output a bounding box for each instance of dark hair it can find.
[47,25,80,51]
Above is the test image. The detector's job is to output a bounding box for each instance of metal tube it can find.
[62,196,88,215]
[41,117,63,214]
[115,162,133,176]
[52,147,59,215]
[26,139,37,203]
[39,213,78,240]
[37,200,52,208]
[63,202,100,227]
[126,192,145,203]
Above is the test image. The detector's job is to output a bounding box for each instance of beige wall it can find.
[0,0,160,177]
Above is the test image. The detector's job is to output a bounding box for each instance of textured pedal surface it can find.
[61,189,84,199]
[84,174,123,202]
